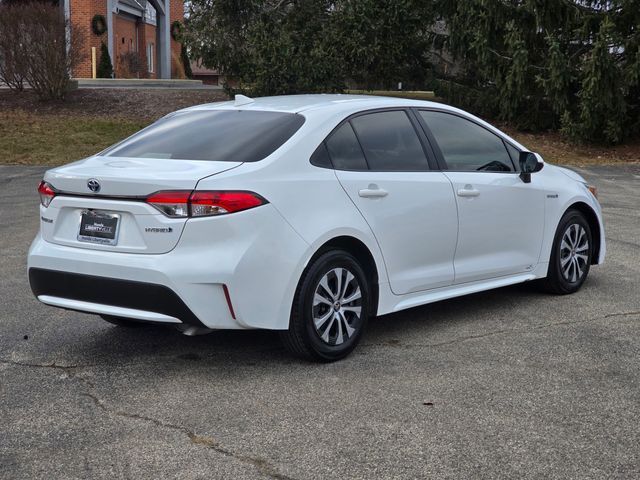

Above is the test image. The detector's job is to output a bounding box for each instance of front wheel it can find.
[280,250,370,362]
[542,210,593,294]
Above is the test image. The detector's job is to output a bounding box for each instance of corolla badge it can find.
[87,179,101,193]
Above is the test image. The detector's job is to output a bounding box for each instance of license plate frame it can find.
[77,210,120,246]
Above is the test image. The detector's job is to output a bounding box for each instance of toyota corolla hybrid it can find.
[28,94,605,361]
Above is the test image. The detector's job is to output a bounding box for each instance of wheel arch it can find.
[309,236,380,317]
[566,201,601,265]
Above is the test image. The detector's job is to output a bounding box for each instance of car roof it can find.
[178,94,529,151]
[184,94,450,115]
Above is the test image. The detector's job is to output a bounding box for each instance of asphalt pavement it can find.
[1,164,639,479]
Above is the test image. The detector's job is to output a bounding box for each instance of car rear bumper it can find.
[27,204,310,330]
[29,268,204,326]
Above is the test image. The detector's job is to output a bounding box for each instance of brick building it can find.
[62,0,184,79]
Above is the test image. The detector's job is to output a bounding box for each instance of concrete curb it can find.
[73,78,218,89]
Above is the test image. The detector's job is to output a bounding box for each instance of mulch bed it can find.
[0,88,229,121]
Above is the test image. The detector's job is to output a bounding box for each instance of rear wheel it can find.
[280,250,370,362]
[100,315,147,328]
[542,210,592,294]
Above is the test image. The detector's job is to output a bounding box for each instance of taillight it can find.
[38,181,56,207]
[190,191,266,216]
[146,191,190,218]
[146,190,267,218]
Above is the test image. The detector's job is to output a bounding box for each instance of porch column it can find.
[148,0,171,79]
[106,0,114,67]
[157,0,171,79]
[62,0,70,55]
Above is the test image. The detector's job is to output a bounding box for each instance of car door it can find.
[417,109,545,284]
[325,109,458,295]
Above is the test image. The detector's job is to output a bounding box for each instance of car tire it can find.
[280,250,370,362]
[541,209,593,295]
[100,315,147,328]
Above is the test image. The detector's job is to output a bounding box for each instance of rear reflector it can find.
[222,284,236,319]
[38,181,56,207]
[146,190,267,218]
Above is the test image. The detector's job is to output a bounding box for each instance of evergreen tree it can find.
[96,42,113,78]
[434,0,640,144]
[186,0,437,95]
[186,0,640,144]
[332,0,434,90]
[562,18,627,144]
[187,0,346,95]
[181,44,192,79]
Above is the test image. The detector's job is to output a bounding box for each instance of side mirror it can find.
[519,151,543,183]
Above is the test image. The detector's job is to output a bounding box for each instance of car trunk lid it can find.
[40,156,242,254]
[44,156,241,196]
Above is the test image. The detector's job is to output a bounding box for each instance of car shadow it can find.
[68,281,546,368]
[369,281,540,333]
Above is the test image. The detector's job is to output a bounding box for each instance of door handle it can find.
[457,185,480,197]
[358,185,388,198]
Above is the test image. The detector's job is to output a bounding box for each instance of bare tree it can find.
[0,1,85,100]
[0,4,28,91]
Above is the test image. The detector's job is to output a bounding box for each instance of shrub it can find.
[97,42,113,78]
[171,51,185,79]
[181,44,192,79]
[118,51,148,79]
[0,1,85,100]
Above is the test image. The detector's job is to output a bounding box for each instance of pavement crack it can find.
[80,390,296,480]
[605,237,640,248]
[0,359,95,370]
[1,358,297,479]
[363,311,640,350]
[0,172,43,184]
[362,329,510,349]
[604,310,640,319]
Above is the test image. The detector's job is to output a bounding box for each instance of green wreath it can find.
[91,14,107,36]
[171,20,183,41]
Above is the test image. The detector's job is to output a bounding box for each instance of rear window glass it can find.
[103,110,305,162]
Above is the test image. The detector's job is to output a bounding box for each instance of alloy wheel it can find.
[312,267,363,346]
[560,223,589,283]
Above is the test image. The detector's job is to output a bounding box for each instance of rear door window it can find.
[103,110,305,162]
[350,110,429,171]
[325,122,369,171]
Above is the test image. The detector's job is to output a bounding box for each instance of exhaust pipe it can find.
[176,325,214,336]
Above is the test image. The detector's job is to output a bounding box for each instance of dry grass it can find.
[503,127,640,166]
[1,88,638,167]
[0,88,229,166]
[0,110,146,165]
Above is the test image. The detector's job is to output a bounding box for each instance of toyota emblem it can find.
[87,179,101,193]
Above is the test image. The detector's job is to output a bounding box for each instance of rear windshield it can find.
[103,110,305,162]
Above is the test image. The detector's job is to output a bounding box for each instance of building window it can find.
[144,3,157,25]
[147,43,154,73]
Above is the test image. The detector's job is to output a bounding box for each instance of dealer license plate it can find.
[77,210,120,246]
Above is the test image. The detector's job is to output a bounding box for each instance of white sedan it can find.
[28,94,605,361]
